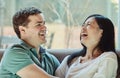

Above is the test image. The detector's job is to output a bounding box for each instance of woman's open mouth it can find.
[81,33,88,38]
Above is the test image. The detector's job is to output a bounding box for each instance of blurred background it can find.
[0,0,119,50]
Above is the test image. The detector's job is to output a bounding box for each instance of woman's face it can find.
[80,17,103,48]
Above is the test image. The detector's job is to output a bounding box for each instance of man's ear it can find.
[19,26,26,33]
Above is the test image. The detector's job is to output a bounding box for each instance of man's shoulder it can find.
[11,44,27,49]
[5,44,30,54]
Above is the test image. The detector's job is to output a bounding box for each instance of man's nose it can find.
[44,25,47,30]
[40,25,47,30]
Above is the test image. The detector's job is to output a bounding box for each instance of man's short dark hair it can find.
[13,7,42,38]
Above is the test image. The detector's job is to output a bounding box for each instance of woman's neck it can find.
[85,48,94,59]
[81,48,102,63]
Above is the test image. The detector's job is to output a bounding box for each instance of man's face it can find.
[21,14,47,47]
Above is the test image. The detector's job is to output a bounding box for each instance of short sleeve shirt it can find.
[0,40,60,78]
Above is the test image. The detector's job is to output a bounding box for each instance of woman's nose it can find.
[81,25,86,30]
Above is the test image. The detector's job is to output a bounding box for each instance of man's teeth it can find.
[39,31,48,36]
[40,33,45,36]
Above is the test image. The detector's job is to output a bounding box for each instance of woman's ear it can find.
[99,29,103,37]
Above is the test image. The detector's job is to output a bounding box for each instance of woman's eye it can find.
[87,23,91,26]
[82,23,90,27]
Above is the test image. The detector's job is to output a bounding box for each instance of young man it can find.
[0,7,60,78]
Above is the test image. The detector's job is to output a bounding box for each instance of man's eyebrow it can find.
[36,21,45,23]
[36,21,43,23]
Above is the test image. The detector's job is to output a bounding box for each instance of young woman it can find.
[55,14,120,78]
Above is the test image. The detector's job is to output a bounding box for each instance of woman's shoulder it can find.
[99,51,117,60]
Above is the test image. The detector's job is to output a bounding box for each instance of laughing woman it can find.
[55,14,120,78]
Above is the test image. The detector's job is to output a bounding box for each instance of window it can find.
[0,0,119,50]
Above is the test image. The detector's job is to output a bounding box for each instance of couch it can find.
[0,49,120,78]
[0,48,120,62]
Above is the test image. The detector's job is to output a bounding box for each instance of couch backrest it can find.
[0,49,120,63]
[47,49,82,62]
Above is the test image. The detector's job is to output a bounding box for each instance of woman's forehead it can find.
[85,17,96,23]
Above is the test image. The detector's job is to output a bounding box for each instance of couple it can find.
[0,7,119,78]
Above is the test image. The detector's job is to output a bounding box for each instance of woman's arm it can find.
[55,56,69,78]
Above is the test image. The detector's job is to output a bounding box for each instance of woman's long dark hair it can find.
[67,14,120,77]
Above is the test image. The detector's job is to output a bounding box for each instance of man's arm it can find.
[17,64,59,78]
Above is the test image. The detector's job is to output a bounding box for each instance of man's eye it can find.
[35,21,45,27]
[38,23,42,26]
[36,23,42,26]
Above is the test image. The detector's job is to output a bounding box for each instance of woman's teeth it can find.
[81,33,88,37]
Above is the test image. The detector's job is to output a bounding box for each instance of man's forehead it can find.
[28,13,45,22]
[40,13,45,20]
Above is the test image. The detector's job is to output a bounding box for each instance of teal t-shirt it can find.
[0,41,60,78]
